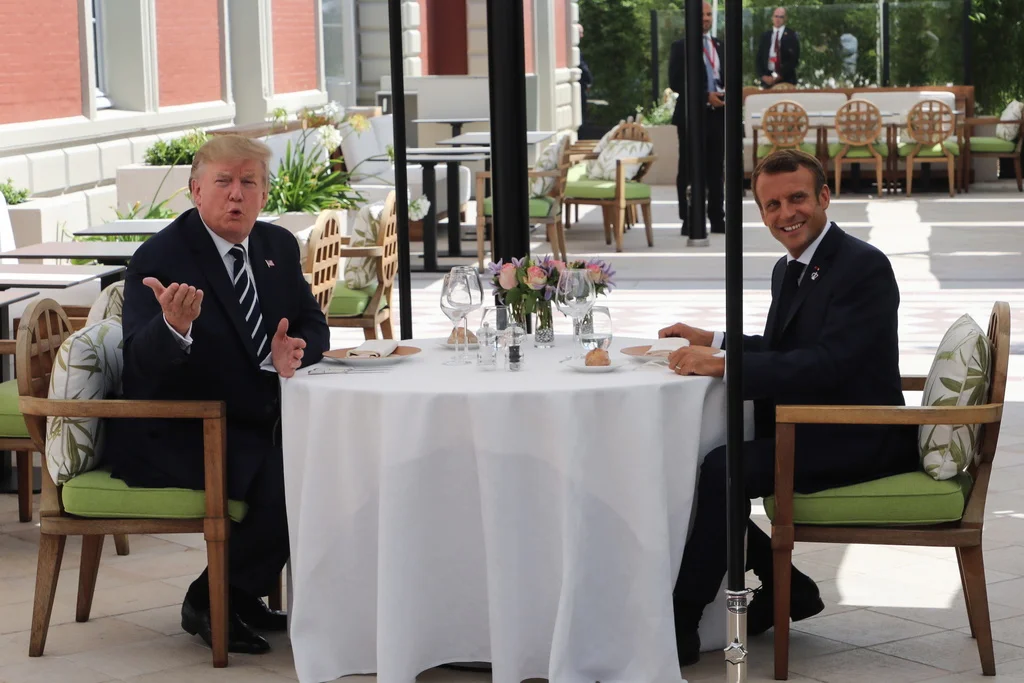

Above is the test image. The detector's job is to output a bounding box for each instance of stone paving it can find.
[2,181,1024,682]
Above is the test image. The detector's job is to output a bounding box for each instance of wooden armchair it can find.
[303,210,344,316]
[962,115,1023,192]
[828,99,887,197]
[769,301,1010,679]
[327,192,398,340]
[756,100,814,161]
[899,100,961,197]
[18,299,234,666]
[562,121,657,253]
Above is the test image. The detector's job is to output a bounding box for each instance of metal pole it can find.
[881,1,890,87]
[686,0,708,246]
[387,0,413,338]
[724,0,750,678]
[651,10,661,107]
[962,0,973,85]
[486,0,531,261]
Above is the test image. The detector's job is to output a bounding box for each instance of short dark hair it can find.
[751,149,827,208]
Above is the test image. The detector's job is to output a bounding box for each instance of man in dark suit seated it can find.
[659,149,918,666]
[104,135,330,654]
[756,7,800,88]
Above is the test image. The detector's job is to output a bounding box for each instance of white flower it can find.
[317,125,343,153]
[408,194,430,221]
[322,101,342,120]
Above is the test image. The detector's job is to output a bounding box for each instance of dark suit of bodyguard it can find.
[104,135,329,654]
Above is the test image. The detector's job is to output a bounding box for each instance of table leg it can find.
[421,162,439,272]
[451,123,464,137]
[446,161,463,257]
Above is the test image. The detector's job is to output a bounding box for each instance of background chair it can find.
[899,99,961,197]
[962,115,1023,192]
[18,300,239,667]
[303,210,343,316]
[757,100,815,161]
[829,99,887,197]
[327,192,398,340]
[767,301,1010,679]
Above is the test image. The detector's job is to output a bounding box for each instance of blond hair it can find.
[190,135,273,186]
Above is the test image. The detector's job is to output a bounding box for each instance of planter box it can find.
[7,195,89,250]
[643,124,678,186]
[115,164,194,216]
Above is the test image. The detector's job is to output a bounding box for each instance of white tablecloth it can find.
[282,337,739,683]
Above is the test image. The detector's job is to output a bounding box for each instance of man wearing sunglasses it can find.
[757,7,801,88]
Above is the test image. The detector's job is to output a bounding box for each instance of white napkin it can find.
[645,338,691,357]
[347,340,399,358]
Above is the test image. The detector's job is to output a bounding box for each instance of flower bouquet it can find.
[486,256,615,347]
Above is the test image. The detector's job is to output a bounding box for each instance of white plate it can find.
[564,358,627,373]
[321,346,421,367]
[438,341,480,350]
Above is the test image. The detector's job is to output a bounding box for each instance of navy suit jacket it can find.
[726,224,918,491]
[756,27,800,85]
[104,209,330,500]
[668,34,725,127]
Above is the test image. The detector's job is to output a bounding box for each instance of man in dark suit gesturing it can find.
[757,7,800,87]
[104,135,330,654]
[659,150,917,666]
[669,1,726,234]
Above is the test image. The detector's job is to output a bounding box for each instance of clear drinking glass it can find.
[555,268,597,360]
[440,266,484,366]
[579,306,613,352]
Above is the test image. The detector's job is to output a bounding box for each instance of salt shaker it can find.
[506,322,526,371]
[476,321,497,369]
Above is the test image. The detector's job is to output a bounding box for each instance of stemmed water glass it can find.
[555,268,597,360]
[440,266,484,366]
[580,306,613,352]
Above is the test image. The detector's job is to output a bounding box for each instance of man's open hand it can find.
[667,346,725,377]
[143,277,203,337]
[658,322,714,346]
[271,318,306,378]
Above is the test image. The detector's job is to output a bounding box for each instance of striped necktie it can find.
[229,245,269,360]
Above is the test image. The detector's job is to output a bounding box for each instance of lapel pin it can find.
[810,266,820,281]
[265,259,275,268]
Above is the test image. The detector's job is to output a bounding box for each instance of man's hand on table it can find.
[667,346,725,377]
[658,322,714,347]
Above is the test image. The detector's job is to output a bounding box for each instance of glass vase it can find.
[534,300,555,348]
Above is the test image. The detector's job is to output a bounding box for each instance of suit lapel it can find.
[764,257,787,339]
[182,211,261,364]
[778,224,846,338]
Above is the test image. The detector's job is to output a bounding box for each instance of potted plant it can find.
[3,177,93,247]
[116,129,208,217]
[636,94,678,185]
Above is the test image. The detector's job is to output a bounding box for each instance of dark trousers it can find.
[188,445,289,606]
[676,106,725,231]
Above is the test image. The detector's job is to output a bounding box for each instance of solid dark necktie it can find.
[775,260,806,333]
[774,30,782,59]
[229,245,269,361]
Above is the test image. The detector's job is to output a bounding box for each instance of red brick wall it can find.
[0,0,82,124]
[156,0,223,106]
[523,0,534,73]
[273,0,318,94]
[426,0,468,75]
[554,0,568,69]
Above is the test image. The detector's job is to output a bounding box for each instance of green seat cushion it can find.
[62,468,247,522]
[969,136,1017,154]
[898,141,960,157]
[757,143,817,158]
[763,471,972,526]
[828,142,889,159]
[482,196,560,218]
[564,179,652,200]
[329,282,384,317]
[0,379,28,438]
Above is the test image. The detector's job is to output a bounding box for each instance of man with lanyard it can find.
[757,7,800,88]
[668,1,726,234]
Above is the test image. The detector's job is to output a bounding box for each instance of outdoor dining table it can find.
[281,336,750,683]
[73,219,173,237]
[0,241,140,268]
[413,117,491,137]
[436,131,557,147]
[370,150,491,272]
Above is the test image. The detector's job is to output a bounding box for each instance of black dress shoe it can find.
[677,630,701,667]
[747,571,825,636]
[181,597,271,654]
[233,593,288,632]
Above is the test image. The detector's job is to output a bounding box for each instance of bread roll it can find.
[448,327,479,344]
[585,348,611,367]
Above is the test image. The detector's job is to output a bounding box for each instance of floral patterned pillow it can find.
[45,320,124,485]
[919,314,992,481]
[531,133,570,197]
[343,195,428,289]
[996,100,1023,142]
[585,123,622,178]
[85,281,125,326]
[588,139,655,181]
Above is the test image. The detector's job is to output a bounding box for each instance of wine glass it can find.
[480,305,509,333]
[580,306,613,353]
[440,266,483,365]
[555,268,597,360]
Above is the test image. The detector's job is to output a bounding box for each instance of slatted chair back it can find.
[907,99,956,146]
[973,301,1010,473]
[377,192,399,292]
[762,100,810,150]
[835,99,884,147]
[16,299,74,449]
[307,211,343,316]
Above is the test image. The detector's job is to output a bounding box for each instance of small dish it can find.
[564,358,627,373]
[322,346,421,367]
[438,341,480,350]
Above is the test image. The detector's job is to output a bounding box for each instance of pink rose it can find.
[525,265,548,290]
[587,263,606,284]
[549,260,566,274]
[498,263,518,290]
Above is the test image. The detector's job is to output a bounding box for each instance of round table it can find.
[281,337,738,683]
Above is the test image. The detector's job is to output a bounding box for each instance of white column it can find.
[534,0,557,131]
[569,0,582,128]
[466,0,488,76]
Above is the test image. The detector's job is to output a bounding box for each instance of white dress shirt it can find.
[768,27,785,62]
[710,221,833,349]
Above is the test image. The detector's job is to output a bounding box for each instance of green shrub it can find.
[0,177,29,205]
[144,129,209,166]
